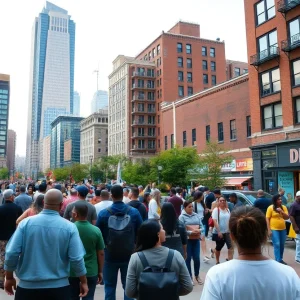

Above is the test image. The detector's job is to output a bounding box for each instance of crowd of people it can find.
[0,179,299,299]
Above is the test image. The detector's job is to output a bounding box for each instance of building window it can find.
[243,68,248,74]
[263,103,283,129]
[202,60,208,70]
[187,58,192,68]
[178,71,184,81]
[292,59,300,86]
[210,48,215,57]
[289,18,300,48]
[256,0,275,26]
[183,131,187,147]
[186,44,192,54]
[206,125,210,142]
[260,68,281,96]
[157,44,161,55]
[258,30,278,60]
[230,119,237,140]
[177,43,183,53]
[203,74,209,84]
[218,122,224,142]
[295,97,300,123]
[171,134,174,148]
[187,72,192,82]
[178,57,183,68]
[188,87,193,96]
[202,46,207,56]
[164,136,168,150]
[212,75,217,86]
[211,61,216,71]
[192,128,196,146]
[178,86,184,97]
[246,116,251,137]
[235,67,240,77]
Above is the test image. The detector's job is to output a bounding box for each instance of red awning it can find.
[224,177,252,186]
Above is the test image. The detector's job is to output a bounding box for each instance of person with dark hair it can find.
[64,186,97,225]
[69,201,105,300]
[201,206,300,300]
[96,185,142,300]
[33,183,47,202]
[229,193,243,210]
[16,194,44,225]
[14,185,33,212]
[27,185,34,200]
[253,189,272,215]
[289,191,300,264]
[211,189,222,211]
[160,202,187,258]
[193,191,210,262]
[125,220,193,299]
[266,194,289,264]
[167,188,183,218]
[179,201,203,285]
[142,192,151,212]
[128,187,147,221]
[94,190,112,215]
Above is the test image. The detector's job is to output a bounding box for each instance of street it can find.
[0,240,298,300]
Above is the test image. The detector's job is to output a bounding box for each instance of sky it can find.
[0,0,247,156]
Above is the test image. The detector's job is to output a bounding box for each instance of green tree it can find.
[70,163,89,182]
[195,141,233,189]
[150,146,200,186]
[90,164,105,182]
[122,159,155,186]
[53,166,70,182]
[0,167,9,180]
[98,155,127,181]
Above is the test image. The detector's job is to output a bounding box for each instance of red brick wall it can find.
[161,76,251,161]
[168,22,200,38]
[226,61,249,80]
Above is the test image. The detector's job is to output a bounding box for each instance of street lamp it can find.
[89,155,93,182]
[157,165,163,185]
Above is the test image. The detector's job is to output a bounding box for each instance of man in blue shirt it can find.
[253,189,272,215]
[14,185,33,212]
[4,189,88,300]
[96,185,142,300]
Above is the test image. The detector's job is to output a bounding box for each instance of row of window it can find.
[178,71,193,82]
[178,86,194,97]
[255,0,275,26]
[164,116,252,149]
[143,44,161,61]
[177,43,216,57]
[0,90,8,94]
[235,67,248,77]
[132,140,156,149]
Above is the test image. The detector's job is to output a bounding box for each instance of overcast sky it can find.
[0,0,247,156]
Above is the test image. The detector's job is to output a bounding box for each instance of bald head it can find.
[257,189,264,197]
[44,189,63,206]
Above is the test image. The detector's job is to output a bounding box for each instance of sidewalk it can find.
[0,240,297,300]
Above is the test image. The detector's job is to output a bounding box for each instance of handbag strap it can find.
[165,249,174,269]
[138,251,150,269]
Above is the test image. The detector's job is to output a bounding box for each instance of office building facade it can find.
[26,1,75,178]
[50,116,83,169]
[7,130,16,176]
[91,90,108,113]
[80,109,108,164]
[73,91,80,116]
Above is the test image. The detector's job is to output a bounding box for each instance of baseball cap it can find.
[76,185,89,197]
[296,191,300,197]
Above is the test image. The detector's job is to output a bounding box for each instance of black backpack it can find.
[106,207,135,260]
[138,249,179,300]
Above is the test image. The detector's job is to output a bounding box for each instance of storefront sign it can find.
[278,143,300,167]
[221,158,253,172]
[278,172,295,205]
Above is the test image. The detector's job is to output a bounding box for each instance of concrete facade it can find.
[6,130,16,176]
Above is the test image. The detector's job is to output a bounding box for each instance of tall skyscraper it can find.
[25,2,75,178]
[7,130,16,176]
[91,90,108,113]
[73,91,80,116]
[0,74,10,168]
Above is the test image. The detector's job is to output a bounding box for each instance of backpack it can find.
[106,207,135,260]
[138,249,179,300]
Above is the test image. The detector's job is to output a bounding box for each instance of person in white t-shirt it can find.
[201,206,300,300]
[94,190,113,216]
[148,189,161,220]
[122,188,130,204]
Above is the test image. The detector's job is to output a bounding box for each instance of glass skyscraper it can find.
[73,91,80,117]
[91,90,108,113]
[26,2,75,176]
[50,116,83,169]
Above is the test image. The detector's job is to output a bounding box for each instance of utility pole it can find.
[93,65,99,91]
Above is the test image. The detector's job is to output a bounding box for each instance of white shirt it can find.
[123,196,130,204]
[212,207,230,233]
[148,198,160,220]
[201,259,300,300]
[94,200,113,216]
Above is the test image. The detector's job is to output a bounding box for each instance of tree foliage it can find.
[0,167,9,180]
[53,166,70,182]
[194,142,233,189]
[70,163,89,182]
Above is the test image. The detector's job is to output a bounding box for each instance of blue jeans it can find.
[271,229,286,262]
[103,260,133,300]
[69,275,98,300]
[186,239,200,277]
[296,234,300,261]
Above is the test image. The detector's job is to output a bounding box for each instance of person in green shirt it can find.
[69,201,105,300]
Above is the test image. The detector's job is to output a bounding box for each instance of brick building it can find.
[245,0,300,196]
[161,74,253,189]
[7,129,16,176]
[109,21,246,159]
[226,60,249,80]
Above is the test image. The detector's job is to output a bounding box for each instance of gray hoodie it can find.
[179,211,203,236]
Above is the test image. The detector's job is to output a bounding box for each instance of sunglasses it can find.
[219,200,226,202]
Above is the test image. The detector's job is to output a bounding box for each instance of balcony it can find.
[132,120,155,126]
[278,0,300,13]
[281,33,300,52]
[132,95,145,101]
[131,145,156,151]
[132,71,155,78]
[132,108,156,114]
[145,84,155,90]
[132,133,156,138]
[131,83,145,89]
[250,46,280,66]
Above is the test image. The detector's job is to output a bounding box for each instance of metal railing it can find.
[250,46,279,66]
[281,33,300,52]
[132,71,155,78]
[278,0,300,12]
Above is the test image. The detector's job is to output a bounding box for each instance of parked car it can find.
[221,190,272,206]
